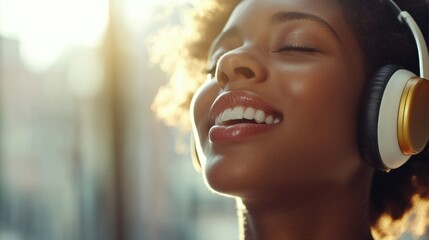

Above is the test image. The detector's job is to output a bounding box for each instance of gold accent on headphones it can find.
[398,77,429,155]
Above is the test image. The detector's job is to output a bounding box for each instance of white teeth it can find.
[244,107,255,120]
[265,115,274,124]
[215,115,222,125]
[215,106,281,125]
[230,106,245,120]
[254,110,265,123]
[221,108,232,122]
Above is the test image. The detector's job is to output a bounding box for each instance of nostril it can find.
[235,67,255,78]
[219,72,229,85]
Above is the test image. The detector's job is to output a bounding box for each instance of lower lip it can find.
[209,123,279,143]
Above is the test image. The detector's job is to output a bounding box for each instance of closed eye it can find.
[274,45,319,53]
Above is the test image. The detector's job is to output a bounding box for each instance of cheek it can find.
[280,57,364,124]
[276,59,365,172]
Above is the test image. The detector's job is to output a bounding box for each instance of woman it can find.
[153,0,429,239]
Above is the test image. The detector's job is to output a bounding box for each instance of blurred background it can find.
[0,0,237,239]
[0,0,427,240]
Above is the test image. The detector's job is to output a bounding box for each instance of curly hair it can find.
[152,0,429,238]
[150,0,240,130]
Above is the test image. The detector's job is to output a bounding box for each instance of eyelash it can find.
[274,44,319,53]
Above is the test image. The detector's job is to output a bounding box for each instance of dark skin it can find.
[191,0,376,239]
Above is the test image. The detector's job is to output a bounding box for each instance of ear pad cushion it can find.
[359,64,406,170]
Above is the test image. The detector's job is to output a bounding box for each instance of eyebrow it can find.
[270,11,341,42]
[209,11,341,56]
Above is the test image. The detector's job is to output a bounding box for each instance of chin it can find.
[202,154,291,199]
[202,154,262,198]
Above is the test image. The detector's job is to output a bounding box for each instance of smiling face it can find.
[191,0,369,200]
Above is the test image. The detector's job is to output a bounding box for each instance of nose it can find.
[216,49,267,88]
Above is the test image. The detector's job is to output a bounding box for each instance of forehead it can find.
[226,0,344,27]
[225,0,345,30]
[209,0,362,52]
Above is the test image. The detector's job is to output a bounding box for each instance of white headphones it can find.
[359,0,429,171]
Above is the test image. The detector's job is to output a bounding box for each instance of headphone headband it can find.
[386,0,429,79]
[386,0,401,15]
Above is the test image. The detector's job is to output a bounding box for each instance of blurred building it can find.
[0,3,238,239]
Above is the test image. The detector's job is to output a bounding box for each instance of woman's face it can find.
[191,0,368,199]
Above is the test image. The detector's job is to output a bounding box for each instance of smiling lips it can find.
[208,90,283,143]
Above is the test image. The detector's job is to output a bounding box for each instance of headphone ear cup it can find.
[359,65,411,170]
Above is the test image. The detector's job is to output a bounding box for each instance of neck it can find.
[236,173,374,240]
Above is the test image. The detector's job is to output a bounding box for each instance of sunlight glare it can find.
[121,0,196,33]
[0,0,108,72]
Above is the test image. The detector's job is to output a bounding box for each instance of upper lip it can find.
[208,90,283,126]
